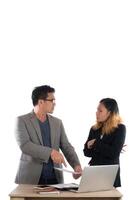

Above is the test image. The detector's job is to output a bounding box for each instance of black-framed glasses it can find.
[44,99,56,103]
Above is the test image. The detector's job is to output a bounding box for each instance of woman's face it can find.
[96,103,111,122]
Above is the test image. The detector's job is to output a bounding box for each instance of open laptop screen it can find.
[78,165,119,192]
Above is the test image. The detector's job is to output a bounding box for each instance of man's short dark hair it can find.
[31,85,55,106]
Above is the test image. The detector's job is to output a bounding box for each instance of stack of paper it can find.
[33,185,60,194]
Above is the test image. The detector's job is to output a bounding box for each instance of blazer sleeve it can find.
[83,128,97,157]
[94,124,126,159]
[15,116,52,163]
[84,124,126,160]
[59,121,81,168]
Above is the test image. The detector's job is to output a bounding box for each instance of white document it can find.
[54,167,80,174]
[48,183,79,189]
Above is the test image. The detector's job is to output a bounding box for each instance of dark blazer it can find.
[15,111,80,184]
[83,124,126,187]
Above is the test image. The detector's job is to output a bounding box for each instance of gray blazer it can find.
[15,112,80,184]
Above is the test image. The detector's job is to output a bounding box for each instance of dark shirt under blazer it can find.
[83,124,126,187]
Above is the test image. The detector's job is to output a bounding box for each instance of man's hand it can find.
[51,149,67,167]
[87,139,96,149]
[72,165,82,179]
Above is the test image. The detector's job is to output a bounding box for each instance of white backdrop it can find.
[0,1,137,200]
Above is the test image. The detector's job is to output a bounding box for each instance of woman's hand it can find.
[121,144,127,153]
[87,139,96,149]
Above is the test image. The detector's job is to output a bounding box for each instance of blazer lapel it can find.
[30,112,43,145]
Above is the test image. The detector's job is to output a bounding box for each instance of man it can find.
[15,85,82,184]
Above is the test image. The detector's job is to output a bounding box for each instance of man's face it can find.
[39,92,56,114]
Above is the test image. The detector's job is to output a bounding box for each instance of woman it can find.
[83,98,126,187]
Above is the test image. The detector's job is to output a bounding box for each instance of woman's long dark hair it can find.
[93,98,122,134]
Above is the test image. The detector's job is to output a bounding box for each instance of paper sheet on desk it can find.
[54,167,81,174]
[47,183,79,189]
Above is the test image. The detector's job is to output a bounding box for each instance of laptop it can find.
[51,165,119,193]
[76,164,118,192]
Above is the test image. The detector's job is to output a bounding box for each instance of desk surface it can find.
[9,184,122,199]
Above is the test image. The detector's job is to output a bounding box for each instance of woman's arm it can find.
[83,128,97,157]
[92,124,126,159]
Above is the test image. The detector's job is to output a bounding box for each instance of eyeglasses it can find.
[44,99,56,103]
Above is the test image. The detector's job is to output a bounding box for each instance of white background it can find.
[0,1,137,199]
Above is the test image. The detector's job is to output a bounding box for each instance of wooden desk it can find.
[9,184,122,200]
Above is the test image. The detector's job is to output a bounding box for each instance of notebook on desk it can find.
[50,165,119,193]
